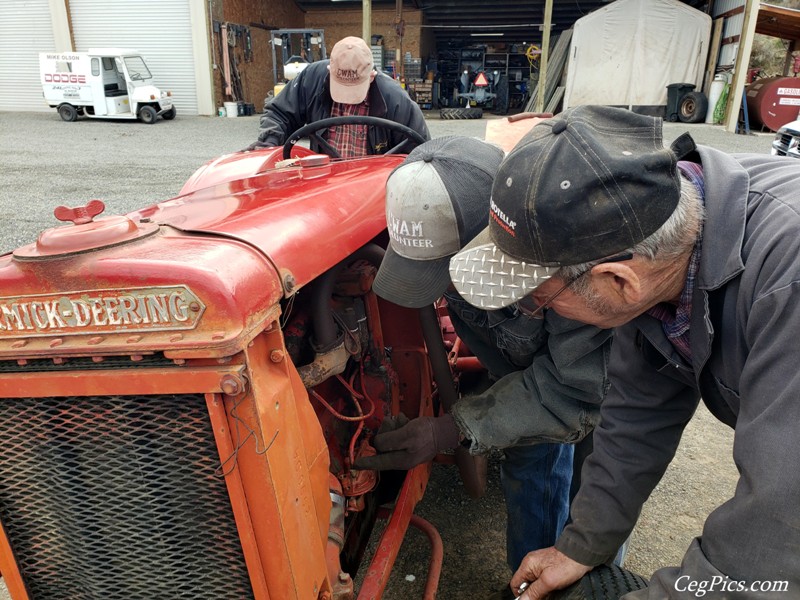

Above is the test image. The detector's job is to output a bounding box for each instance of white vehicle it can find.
[39,49,175,124]
[771,118,800,159]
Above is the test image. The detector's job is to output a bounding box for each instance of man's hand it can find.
[510,547,591,599]
[240,141,274,152]
[353,413,461,471]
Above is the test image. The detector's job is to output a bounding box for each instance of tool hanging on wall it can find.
[220,22,233,98]
[245,29,252,63]
[216,21,250,101]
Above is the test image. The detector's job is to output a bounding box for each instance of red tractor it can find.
[0,116,648,600]
[0,118,474,600]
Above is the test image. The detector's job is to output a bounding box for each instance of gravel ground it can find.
[0,109,774,599]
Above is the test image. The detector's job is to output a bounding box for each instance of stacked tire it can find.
[439,107,483,120]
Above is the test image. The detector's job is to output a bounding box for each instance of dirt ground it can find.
[363,404,737,600]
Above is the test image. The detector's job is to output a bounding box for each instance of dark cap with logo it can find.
[450,105,682,310]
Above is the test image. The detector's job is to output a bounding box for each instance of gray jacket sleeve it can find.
[451,311,611,453]
[625,539,791,599]
[620,284,800,596]
[555,319,700,567]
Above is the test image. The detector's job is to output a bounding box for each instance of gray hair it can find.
[558,173,705,283]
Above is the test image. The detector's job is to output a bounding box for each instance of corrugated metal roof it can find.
[298,0,710,46]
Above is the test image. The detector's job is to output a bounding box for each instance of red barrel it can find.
[745,76,800,132]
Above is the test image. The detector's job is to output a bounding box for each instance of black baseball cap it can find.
[450,105,681,310]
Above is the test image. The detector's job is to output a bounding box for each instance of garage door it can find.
[0,1,57,112]
[69,0,199,114]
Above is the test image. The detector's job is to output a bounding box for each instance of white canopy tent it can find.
[563,0,712,112]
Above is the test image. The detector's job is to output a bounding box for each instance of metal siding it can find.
[0,1,57,112]
[723,13,745,39]
[710,1,745,69]
[720,12,745,66]
[69,0,199,114]
[712,0,746,18]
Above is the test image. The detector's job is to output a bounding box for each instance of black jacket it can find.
[255,60,430,155]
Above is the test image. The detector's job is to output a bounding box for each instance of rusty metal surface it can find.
[238,327,334,600]
[0,230,283,360]
[0,364,247,398]
[0,392,253,599]
[206,392,273,600]
[356,464,432,600]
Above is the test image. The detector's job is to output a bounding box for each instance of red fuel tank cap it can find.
[13,200,158,259]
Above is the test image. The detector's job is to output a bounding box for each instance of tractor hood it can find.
[0,151,400,360]
[131,151,403,289]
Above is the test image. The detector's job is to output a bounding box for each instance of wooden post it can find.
[703,18,724,97]
[363,0,372,44]
[535,0,553,113]
[724,0,759,133]
[782,40,797,76]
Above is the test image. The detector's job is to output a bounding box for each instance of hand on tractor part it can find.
[354,413,461,471]
[241,140,274,152]
[510,547,591,599]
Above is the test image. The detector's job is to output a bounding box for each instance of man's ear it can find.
[369,70,377,83]
[591,262,642,305]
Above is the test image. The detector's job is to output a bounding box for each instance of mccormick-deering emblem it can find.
[0,286,205,338]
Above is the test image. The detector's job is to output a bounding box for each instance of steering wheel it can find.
[282,115,427,159]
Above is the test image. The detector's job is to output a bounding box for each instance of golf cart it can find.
[39,49,175,124]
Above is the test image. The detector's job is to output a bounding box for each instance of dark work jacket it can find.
[445,291,612,452]
[558,147,800,598]
[255,60,430,154]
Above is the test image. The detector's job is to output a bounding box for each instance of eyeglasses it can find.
[516,252,633,319]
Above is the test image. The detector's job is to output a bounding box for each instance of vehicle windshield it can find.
[123,56,153,81]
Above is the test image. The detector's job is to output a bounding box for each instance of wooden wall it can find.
[212,0,305,110]
[304,7,432,76]
[211,1,430,110]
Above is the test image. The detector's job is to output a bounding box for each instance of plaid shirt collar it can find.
[645,161,705,363]
[327,99,370,158]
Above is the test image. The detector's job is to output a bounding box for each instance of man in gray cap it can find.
[451,105,800,598]
[356,135,614,574]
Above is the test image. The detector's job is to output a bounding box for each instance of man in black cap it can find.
[356,135,614,575]
[451,105,800,598]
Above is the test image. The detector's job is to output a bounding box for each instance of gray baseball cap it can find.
[373,136,505,308]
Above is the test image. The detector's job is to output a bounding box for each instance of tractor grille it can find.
[0,353,176,373]
[0,393,255,600]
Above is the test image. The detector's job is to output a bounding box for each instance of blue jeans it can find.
[444,291,575,569]
[502,442,573,570]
